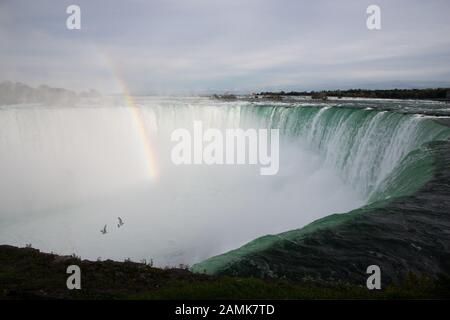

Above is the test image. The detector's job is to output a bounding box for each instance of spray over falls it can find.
[1,97,449,269]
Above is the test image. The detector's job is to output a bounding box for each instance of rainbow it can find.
[119,81,159,181]
[102,53,159,181]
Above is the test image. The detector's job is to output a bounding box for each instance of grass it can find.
[1,245,449,300]
[132,275,450,300]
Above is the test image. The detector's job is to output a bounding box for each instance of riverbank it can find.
[1,245,449,299]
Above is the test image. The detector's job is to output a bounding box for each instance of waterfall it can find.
[1,97,449,267]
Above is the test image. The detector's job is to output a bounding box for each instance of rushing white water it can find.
[1,97,446,266]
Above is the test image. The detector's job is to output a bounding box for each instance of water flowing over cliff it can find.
[1,97,450,280]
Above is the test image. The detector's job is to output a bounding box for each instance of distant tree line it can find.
[257,88,450,100]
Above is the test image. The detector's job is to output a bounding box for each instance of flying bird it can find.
[117,217,124,228]
[101,224,107,234]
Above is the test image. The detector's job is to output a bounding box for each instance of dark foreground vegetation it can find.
[258,88,450,100]
[1,245,449,300]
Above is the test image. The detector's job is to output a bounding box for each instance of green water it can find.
[192,103,450,275]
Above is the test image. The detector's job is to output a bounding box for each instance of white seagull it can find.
[117,217,124,228]
[100,224,107,234]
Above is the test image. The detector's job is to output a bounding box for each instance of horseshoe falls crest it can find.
[1,97,450,282]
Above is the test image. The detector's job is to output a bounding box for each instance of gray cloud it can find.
[1,0,450,93]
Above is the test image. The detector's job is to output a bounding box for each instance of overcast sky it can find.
[1,0,450,94]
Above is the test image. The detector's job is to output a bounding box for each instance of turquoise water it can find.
[192,99,450,274]
[1,97,449,269]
